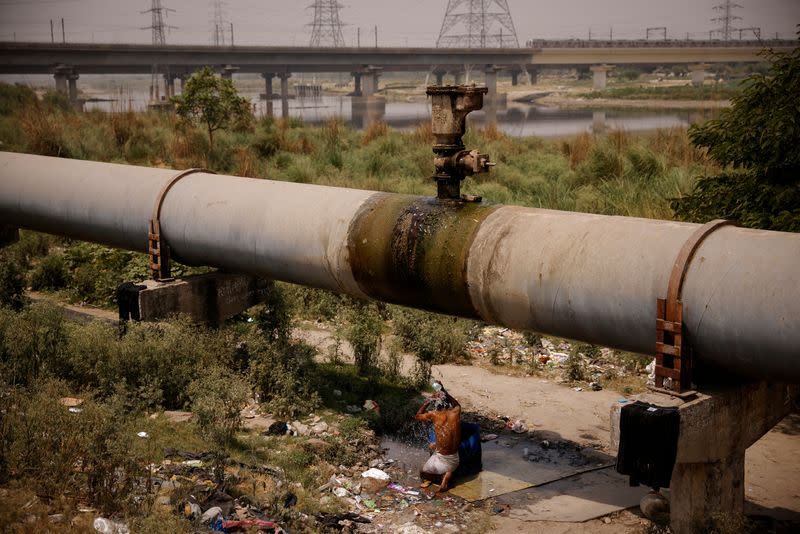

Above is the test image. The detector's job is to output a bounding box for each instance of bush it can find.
[344,302,383,376]
[29,254,69,291]
[0,83,37,116]
[248,337,320,418]
[0,379,152,514]
[188,365,250,446]
[0,303,68,386]
[393,307,473,367]
[0,255,24,310]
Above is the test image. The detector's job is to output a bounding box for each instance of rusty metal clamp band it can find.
[666,219,737,316]
[149,168,215,280]
[655,218,736,393]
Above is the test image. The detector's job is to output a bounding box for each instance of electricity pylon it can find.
[711,0,743,41]
[309,0,346,47]
[436,0,519,48]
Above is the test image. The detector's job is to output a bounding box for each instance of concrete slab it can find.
[450,439,614,501]
[501,468,648,523]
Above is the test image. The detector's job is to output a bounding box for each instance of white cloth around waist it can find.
[422,451,460,475]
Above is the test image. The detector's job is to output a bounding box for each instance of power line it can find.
[308,0,345,47]
[437,0,519,48]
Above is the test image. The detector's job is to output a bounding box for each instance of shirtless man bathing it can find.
[415,382,461,492]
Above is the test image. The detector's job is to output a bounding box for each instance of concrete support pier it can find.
[53,65,71,94]
[261,72,275,99]
[361,66,382,97]
[689,63,709,87]
[452,70,464,85]
[612,382,798,534]
[163,74,175,98]
[528,66,539,85]
[119,272,271,326]
[278,72,291,118]
[351,72,362,96]
[221,64,239,80]
[511,70,519,86]
[590,64,613,90]
[435,71,445,86]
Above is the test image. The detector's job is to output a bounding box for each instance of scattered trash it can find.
[541,440,551,449]
[363,499,377,509]
[346,405,362,413]
[333,487,350,498]
[538,355,551,365]
[183,502,201,520]
[264,421,288,436]
[291,421,310,436]
[522,447,529,458]
[590,382,603,391]
[49,513,65,523]
[282,492,297,508]
[510,420,528,433]
[222,519,282,532]
[481,433,499,442]
[311,421,329,434]
[200,506,223,524]
[93,517,130,534]
[361,468,390,481]
[181,459,203,467]
[68,406,83,414]
[387,483,420,496]
[640,491,670,520]
[573,387,583,392]
[363,399,380,413]
[136,431,149,438]
[317,512,371,530]
[332,389,342,397]
[59,397,83,407]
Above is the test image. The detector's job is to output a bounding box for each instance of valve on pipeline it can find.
[426,85,495,201]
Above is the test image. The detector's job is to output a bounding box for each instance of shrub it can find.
[0,379,152,514]
[29,254,69,291]
[0,83,37,116]
[344,302,383,376]
[393,307,473,366]
[0,255,24,310]
[248,337,320,418]
[0,303,68,386]
[188,365,250,446]
[253,281,292,343]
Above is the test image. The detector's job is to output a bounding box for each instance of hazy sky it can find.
[0,0,797,46]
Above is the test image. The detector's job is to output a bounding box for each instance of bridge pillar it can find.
[511,70,519,86]
[484,64,500,105]
[528,66,539,85]
[452,70,464,85]
[261,73,275,99]
[689,63,709,87]
[359,66,382,97]
[590,65,613,90]
[53,64,72,95]
[222,65,239,80]
[351,72,362,96]
[434,70,445,86]
[163,74,175,99]
[67,72,79,103]
[279,73,291,118]
[611,382,797,534]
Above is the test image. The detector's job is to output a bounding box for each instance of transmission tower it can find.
[211,0,227,46]
[141,0,175,46]
[711,0,742,41]
[141,1,175,102]
[308,0,346,47]
[436,0,519,48]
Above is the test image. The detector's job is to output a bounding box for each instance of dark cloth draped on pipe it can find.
[616,401,680,491]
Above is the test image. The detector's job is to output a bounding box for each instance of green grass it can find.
[579,84,741,101]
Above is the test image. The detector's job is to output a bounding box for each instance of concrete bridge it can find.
[0,40,793,104]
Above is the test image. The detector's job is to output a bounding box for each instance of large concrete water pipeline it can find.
[1,151,799,382]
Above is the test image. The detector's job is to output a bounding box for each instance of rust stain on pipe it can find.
[347,193,498,316]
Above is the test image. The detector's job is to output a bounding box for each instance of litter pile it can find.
[466,326,649,389]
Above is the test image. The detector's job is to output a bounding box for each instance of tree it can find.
[172,67,252,146]
[671,34,800,232]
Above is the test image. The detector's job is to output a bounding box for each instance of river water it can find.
[84,91,716,138]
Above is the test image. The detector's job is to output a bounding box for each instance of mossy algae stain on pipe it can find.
[347,193,498,316]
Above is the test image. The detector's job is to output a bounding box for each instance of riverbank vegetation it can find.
[578,83,740,101]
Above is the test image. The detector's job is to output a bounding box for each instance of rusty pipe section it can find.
[1,152,799,381]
